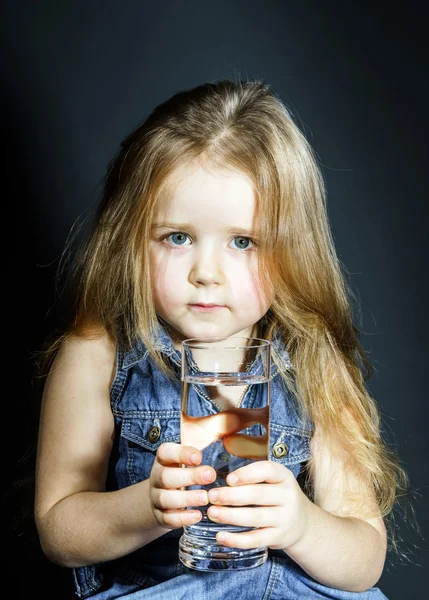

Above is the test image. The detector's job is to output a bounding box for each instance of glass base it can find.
[179,523,268,571]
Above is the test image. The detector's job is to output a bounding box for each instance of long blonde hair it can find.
[40,78,412,560]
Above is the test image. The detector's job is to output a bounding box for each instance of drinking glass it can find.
[179,336,271,571]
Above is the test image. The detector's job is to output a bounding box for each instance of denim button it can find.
[272,442,288,458]
[148,425,161,442]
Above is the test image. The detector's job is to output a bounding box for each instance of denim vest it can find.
[72,328,388,600]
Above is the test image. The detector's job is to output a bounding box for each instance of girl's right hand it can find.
[149,443,216,529]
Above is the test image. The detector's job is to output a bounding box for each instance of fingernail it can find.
[188,511,201,522]
[190,452,199,465]
[198,492,207,503]
[208,489,218,502]
[227,474,238,485]
[210,507,219,518]
[202,469,213,482]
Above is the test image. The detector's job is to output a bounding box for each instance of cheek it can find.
[230,262,271,313]
[150,252,185,312]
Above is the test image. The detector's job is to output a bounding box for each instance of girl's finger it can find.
[153,507,203,529]
[207,484,280,507]
[152,488,208,510]
[226,461,292,486]
[223,433,268,459]
[156,442,202,467]
[152,464,216,490]
[216,526,277,550]
[207,505,280,528]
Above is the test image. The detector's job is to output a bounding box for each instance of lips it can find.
[193,303,222,308]
[189,303,225,312]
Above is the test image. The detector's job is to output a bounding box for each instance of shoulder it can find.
[309,423,369,513]
[51,330,117,389]
[309,423,386,539]
[59,329,116,359]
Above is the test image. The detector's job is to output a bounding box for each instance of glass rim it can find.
[181,336,271,350]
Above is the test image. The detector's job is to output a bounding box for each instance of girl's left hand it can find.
[206,461,313,551]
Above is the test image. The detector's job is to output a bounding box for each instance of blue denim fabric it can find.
[72,326,388,599]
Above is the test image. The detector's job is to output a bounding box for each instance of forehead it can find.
[155,163,256,222]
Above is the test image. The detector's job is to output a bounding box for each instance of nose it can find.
[189,245,224,286]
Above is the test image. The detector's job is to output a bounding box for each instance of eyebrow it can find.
[151,222,193,230]
[151,222,257,236]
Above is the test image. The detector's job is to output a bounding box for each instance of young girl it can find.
[34,79,408,599]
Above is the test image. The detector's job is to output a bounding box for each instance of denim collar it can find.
[121,324,182,369]
[121,323,292,372]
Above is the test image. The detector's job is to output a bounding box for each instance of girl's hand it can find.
[181,407,268,457]
[206,461,312,551]
[149,442,215,529]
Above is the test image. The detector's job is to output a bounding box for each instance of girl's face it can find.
[149,163,272,348]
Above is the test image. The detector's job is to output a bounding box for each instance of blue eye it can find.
[231,236,254,250]
[166,232,191,246]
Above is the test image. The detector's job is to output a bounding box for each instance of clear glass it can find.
[179,336,271,571]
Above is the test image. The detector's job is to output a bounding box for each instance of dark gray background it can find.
[2,2,428,598]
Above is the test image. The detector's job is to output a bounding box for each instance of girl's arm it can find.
[206,419,387,592]
[283,422,387,592]
[34,334,167,567]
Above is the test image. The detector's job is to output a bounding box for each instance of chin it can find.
[180,324,254,342]
[183,329,224,341]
